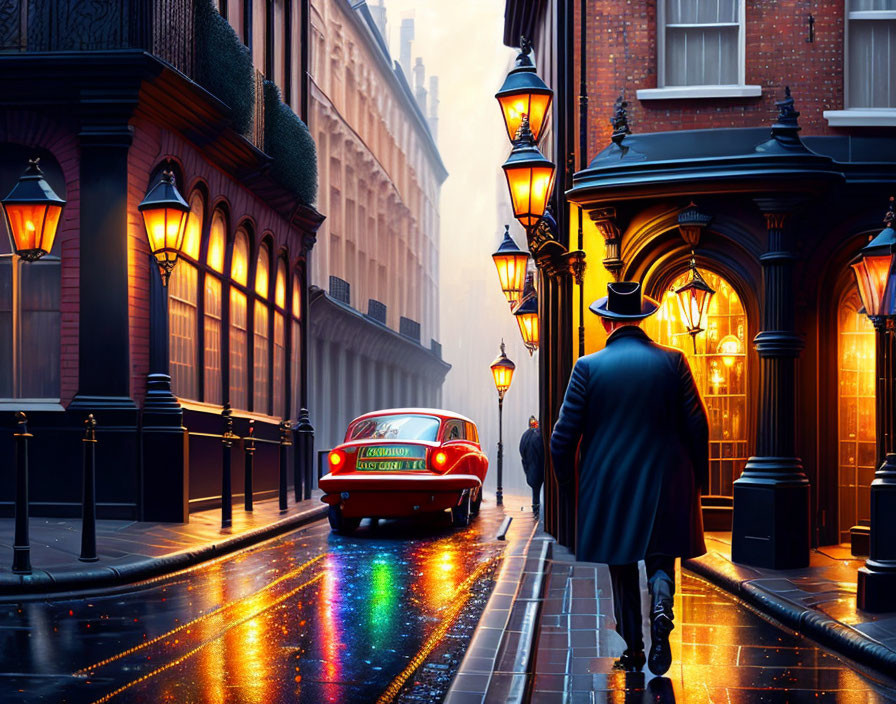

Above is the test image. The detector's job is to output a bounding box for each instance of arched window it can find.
[169,192,203,400]
[252,241,271,414]
[291,270,302,418]
[203,209,227,405]
[272,257,287,418]
[229,227,250,410]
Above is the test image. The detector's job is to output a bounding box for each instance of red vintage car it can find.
[319,409,489,534]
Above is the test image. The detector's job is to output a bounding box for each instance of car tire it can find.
[471,488,482,516]
[451,492,471,527]
[328,505,361,535]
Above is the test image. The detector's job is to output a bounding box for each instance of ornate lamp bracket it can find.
[566,250,587,286]
[678,201,713,247]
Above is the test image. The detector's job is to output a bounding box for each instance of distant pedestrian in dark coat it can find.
[550,281,708,677]
[519,416,544,514]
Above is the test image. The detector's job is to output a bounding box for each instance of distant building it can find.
[307,0,448,452]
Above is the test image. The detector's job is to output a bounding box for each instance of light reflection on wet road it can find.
[0,505,509,704]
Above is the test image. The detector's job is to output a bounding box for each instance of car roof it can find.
[350,408,477,426]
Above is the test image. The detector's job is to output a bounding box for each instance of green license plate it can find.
[356,445,426,471]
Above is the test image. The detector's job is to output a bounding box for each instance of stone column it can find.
[732,199,810,569]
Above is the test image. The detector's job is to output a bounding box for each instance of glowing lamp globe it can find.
[492,225,530,305]
[674,254,716,353]
[502,117,556,230]
[514,275,539,355]
[717,334,741,367]
[490,341,516,399]
[495,44,553,144]
[851,198,896,321]
[138,171,190,285]
[1,158,66,261]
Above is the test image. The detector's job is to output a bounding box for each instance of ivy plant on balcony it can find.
[194,0,254,136]
[263,80,318,207]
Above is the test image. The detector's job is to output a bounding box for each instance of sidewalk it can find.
[0,491,327,599]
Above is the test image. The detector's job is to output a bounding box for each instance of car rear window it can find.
[348,414,441,442]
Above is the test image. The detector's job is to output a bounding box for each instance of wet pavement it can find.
[0,502,512,704]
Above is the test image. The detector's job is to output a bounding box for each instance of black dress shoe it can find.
[648,605,674,676]
[613,648,646,672]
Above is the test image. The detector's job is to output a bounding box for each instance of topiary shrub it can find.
[263,80,318,207]
[194,0,254,136]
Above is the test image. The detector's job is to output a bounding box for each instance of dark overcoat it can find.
[519,427,545,490]
[550,326,708,565]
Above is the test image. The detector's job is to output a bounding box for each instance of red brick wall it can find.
[0,111,80,405]
[578,0,845,152]
[128,116,308,407]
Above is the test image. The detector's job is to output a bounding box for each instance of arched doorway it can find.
[644,270,749,528]
[836,287,876,545]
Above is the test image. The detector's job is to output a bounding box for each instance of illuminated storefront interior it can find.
[644,270,749,503]
[837,287,876,545]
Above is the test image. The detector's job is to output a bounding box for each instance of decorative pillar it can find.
[732,200,809,569]
[590,206,623,280]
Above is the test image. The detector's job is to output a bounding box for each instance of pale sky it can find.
[380,0,541,497]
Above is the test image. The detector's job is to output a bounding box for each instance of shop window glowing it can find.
[138,171,190,285]
[490,340,516,399]
[1,159,65,262]
[718,334,741,367]
[207,211,226,273]
[492,225,529,305]
[231,230,249,287]
[255,244,270,298]
[275,259,287,309]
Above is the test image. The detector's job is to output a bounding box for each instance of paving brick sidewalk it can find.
[0,492,327,598]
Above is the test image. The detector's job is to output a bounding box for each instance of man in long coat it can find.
[519,416,544,515]
[550,281,708,676]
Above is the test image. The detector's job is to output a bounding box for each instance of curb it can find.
[684,554,896,679]
[0,504,329,600]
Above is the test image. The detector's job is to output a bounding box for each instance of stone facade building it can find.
[307,0,449,454]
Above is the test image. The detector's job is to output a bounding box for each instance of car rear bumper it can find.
[319,473,482,518]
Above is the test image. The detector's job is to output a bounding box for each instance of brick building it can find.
[306,0,449,454]
[0,0,323,522]
[502,0,896,592]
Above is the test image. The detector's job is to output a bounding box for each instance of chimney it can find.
[428,76,439,140]
[414,57,427,113]
[368,0,387,42]
[400,16,415,78]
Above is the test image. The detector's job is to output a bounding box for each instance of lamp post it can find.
[490,341,516,506]
[492,225,530,306]
[850,197,896,612]
[674,251,716,353]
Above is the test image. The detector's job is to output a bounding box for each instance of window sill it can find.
[824,109,896,127]
[636,85,762,100]
[0,400,65,412]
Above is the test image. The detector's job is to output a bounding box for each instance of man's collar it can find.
[606,325,650,344]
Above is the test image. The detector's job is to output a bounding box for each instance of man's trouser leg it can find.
[608,563,643,652]
[645,555,675,615]
[531,484,541,513]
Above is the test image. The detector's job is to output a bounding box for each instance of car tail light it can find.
[432,451,448,471]
[328,450,346,471]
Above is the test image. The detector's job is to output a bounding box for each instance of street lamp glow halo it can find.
[1,158,66,262]
[492,225,530,305]
[138,170,190,286]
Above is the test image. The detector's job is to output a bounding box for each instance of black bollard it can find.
[221,404,234,528]
[296,409,314,500]
[244,419,255,512]
[12,412,32,575]
[279,419,292,511]
[79,414,98,562]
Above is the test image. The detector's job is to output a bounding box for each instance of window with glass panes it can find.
[229,228,250,410]
[660,0,744,87]
[848,0,896,108]
[252,241,271,414]
[169,192,203,401]
[273,258,287,418]
[291,272,302,418]
[204,210,227,405]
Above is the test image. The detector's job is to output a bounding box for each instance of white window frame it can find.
[638,0,761,100]
[825,2,896,126]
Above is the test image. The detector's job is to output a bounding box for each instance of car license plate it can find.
[356,445,426,471]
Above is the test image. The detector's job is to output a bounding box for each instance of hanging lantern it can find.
[674,252,716,353]
[490,340,516,400]
[502,116,556,230]
[495,39,553,144]
[138,170,190,286]
[1,158,66,261]
[514,273,539,355]
[492,225,530,305]
[851,197,896,322]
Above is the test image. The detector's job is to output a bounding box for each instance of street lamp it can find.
[490,341,516,506]
[138,170,190,286]
[674,251,716,353]
[1,158,66,261]
[495,37,553,145]
[502,116,556,231]
[850,197,896,612]
[514,272,539,355]
[492,225,530,306]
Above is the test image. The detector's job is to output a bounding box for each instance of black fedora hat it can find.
[589,281,659,321]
